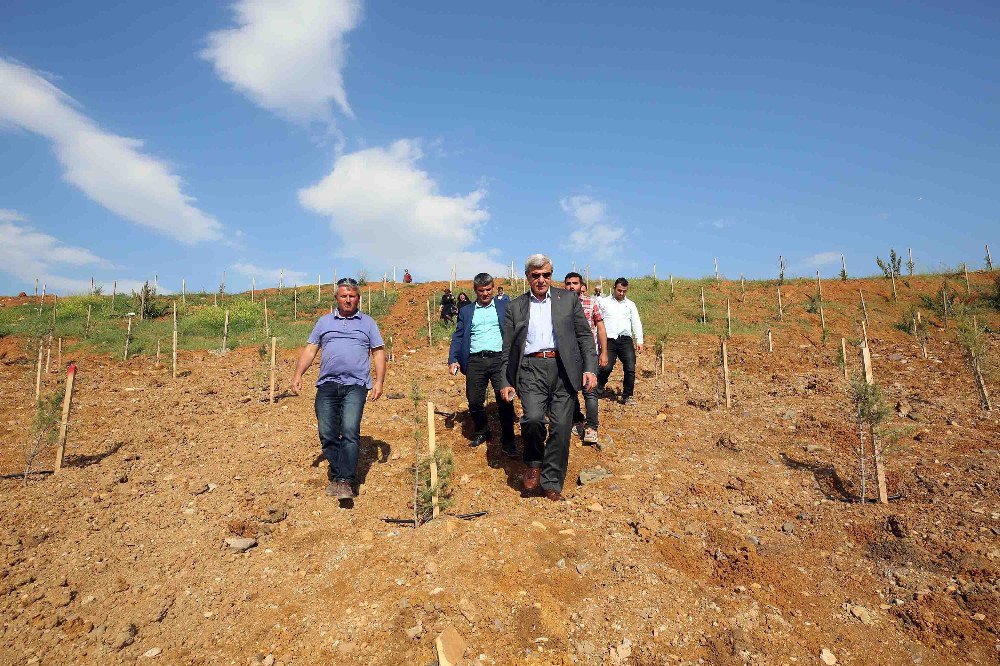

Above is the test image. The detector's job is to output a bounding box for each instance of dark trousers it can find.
[598,336,637,399]
[517,356,576,492]
[572,384,600,430]
[315,382,368,484]
[466,353,516,444]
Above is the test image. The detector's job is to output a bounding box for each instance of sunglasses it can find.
[337,278,359,286]
[529,271,552,279]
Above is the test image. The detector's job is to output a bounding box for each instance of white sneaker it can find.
[583,428,599,444]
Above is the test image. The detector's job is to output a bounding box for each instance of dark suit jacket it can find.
[447,297,507,374]
[499,286,598,392]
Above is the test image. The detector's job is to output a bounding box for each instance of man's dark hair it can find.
[473,272,494,288]
[564,271,582,283]
[614,277,629,288]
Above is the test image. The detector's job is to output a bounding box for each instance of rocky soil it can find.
[1,277,997,665]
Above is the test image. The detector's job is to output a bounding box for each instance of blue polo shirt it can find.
[469,300,503,353]
[307,310,384,389]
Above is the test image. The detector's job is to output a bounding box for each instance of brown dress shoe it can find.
[543,489,565,502]
[522,466,541,492]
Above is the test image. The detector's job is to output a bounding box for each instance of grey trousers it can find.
[517,356,576,492]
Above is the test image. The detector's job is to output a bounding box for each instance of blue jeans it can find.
[315,382,369,484]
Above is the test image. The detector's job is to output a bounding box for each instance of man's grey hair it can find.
[473,272,494,288]
[336,282,360,295]
[524,254,552,274]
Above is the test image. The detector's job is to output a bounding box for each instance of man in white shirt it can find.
[597,277,643,405]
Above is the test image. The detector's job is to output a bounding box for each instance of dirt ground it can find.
[1,277,998,665]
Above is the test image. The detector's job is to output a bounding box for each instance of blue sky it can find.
[1,1,998,295]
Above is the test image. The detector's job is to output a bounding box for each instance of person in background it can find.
[291,278,386,500]
[563,272,607,444]
[597,277,643,405]
[440,288,456,323]
[498,254,598,502]
[448,273,517,455]
[456,292,472,312]
[402,269,412,284]
[494,285,510,305]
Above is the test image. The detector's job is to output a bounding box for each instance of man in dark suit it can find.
[449,273,517,455]
[499,254,598,501]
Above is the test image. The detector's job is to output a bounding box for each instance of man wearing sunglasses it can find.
[292,278,386,501]
[499,254,598,501]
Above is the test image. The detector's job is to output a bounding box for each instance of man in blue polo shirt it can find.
[292,278,386,500]
[448,272,516,456]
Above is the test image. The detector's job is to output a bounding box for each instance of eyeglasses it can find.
[337,278,359,286]
[529,271,552,279]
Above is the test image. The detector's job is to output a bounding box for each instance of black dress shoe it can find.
[470,432,491,447]
[501,440,518,458]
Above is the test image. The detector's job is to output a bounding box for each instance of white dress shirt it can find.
[523,289,558,354]
[598,295,643,344]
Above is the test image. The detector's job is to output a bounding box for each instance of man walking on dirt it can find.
[597,277,643,405]
[291,278,386,500]
[563,272,608,444]
[499,255,598,501]
[448,273,517,456]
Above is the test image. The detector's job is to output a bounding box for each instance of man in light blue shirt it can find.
[448,273,516,454]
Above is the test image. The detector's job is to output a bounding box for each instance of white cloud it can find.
[0,208,27,222]
[561,195,625,260]
[0,218,113,294]
[0,59,222,243]
[231,262,307,287]
[298,139,505,280]
[800,251,842,268]
[202,0,362,127]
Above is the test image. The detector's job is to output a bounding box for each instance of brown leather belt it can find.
[525,350,558,359]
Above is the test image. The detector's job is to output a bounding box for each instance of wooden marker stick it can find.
[53,363,77,473]
[111,281,117,312]
[721,338,732,409]
[251,276,255,302]
[841,338,849,380]
[964,263,970,293]
[222,309,229,352]
[181,278,185,306]
[427,401,440,519]
[263,299,270,337]
[669,274,675,298]
[820,303,826,330]
[293,286,298,320]
[816,270,823,300]
[86,304,92,338]
[45,335,51,373]
[942,283,948,328]
[767,329,773,353]
[861,319,869,349]
[426,300,432,346]
[57,337,62,368]
[35,338,43,402]
[123,317,133,361]
[317,274,322,303]
[726,298,732,338]
[890,269,898,301]
[777,287,783,321]
[156,339,161,366]
[740,274,745,302]
[860,345,888,503]
[859,290,869,327]
[986,244,993,270]
[269,337,277,405]
[172,302,178,379]
[714,257,720,285]
[917,311,927,359]
[700,287,707,324]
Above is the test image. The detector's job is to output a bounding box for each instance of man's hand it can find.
[500,386,517,403]
[291,375,302,395]
[449,362,460,375]
[369,380,383,401]
[598,352,608,368]
[636,343,644,354]
[582,372,597,391]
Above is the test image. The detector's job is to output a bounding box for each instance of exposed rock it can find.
[435,625,467,666]
[587,503,605,512]
[578,467,612,485]
[820,648,837,665]
[45,586,73,608]
[733,505,755,517]
[143,647,162,658]
[597,436,615,452]
[896,400,912,418]
[781,522,795,534]
[405,621,423,639]
[262,505,287,524]
[459,597,479,624]
[225,537,257,553]
[849,604,873,625]
[111,623,138,651]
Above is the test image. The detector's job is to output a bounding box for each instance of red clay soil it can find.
[1,276,997,665]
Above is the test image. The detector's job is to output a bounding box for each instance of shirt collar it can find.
[333,309,362,320]
[474,298,495,309]
[529,289,551,303]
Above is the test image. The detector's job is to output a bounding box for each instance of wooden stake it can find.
[721,338,732,409]
[816,271,823,299]
[819,302,826,331]
[45,335,51,373]
[222,309,229,352]
[51,295,57,330]
[890,269,898,301]
[35,338,43,402]
[154,274,158,295]
[714,257,720,285]
[213,292,218,308]
[317,274,322,302]
[841,338,848,380]
[964,262,970,293]
[860,345,888,503]
[53,363,77,474]
[38,283,45,314]
[383,273,387,298]
[652,264,657,280]
[111,280,117,312]
[91,276,94,294]
[700,287,707,324]
[726,298,732,338]
[269,337,277,405]
[293,286,298,320]
[659,348,665,375]
[970,317,992,410]
[861,319,869,349]
[123,316,133,360]
[917,311,927,359]
[34,277,38,297]
[767,329,773,353]
[908,248,914,276]
[172,301,178,379]
[57,337,62,369]
[279,268,284,293]
[181,278,185,306]
[427,401,440,519]
[842,255,847,279]
[426,300,432,346]
[987,244,993,270]
[140,287,146,321]
[859,290,869,328]
[85,304,92,338]
[251,276,256,302]
[740,274,745,302]
[263,299,270,337]
[156,339,161,366]
[776,286,783,321]
[942,283,948,328]
[669,274,674,298]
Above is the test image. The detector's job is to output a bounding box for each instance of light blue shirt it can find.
[469,300,503,353]
[524,289,558,354]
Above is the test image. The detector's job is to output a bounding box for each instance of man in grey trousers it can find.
[499,254,599,501]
